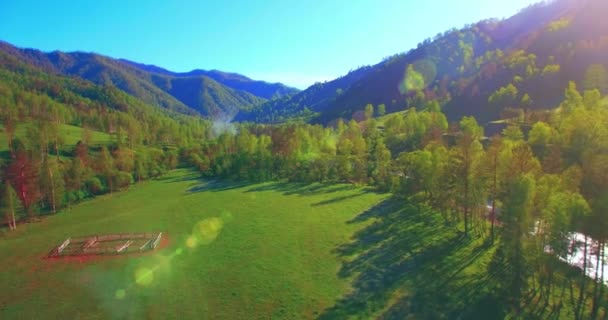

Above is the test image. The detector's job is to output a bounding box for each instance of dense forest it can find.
[238,0,608,126]
[2,0,608,318]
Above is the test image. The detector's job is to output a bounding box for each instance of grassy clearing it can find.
[0,169,388,319]
[0,169,587,319]
[0,123,112,154]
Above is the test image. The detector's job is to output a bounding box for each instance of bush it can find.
[113,171,134,190]
[86,177,104,195]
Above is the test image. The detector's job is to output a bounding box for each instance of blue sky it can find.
[0,0,539,89]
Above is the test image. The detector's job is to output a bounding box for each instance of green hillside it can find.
[0,123,112,154]
[238,0,608,126]
[0,42,291,117]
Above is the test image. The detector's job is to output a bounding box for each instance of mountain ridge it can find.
[0,41,297,118]
[237,0,608,126]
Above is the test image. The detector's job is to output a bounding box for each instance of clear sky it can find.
[0,0,539,89]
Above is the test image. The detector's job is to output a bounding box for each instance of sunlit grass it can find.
[0,169,387,319]
[0,123,112,154]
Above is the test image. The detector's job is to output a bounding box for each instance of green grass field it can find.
[0,123,112,154]
[0,168,589,319]
[0,169,391,319]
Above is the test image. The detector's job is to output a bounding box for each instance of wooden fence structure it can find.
[48,232,163,257]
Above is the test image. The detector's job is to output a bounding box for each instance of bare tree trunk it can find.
[9,191,16,230]
[592,239,603,319]
[464,165,469,236]
[577,234,589,319]
[46,158,57,214]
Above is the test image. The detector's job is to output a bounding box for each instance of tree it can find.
[488,83,519,110]
[490,174,536,315]
[560,81,583,113]
[96,146,115,193]
[364,104,374,120]
[528,122,552,160]
[484,136,507,243]
[371,140,391,190]
[5,148,40,219]
[0,100,18,155]
[1,181,18,230]
[454,117,485,235]
[542,190,590,309]
[64,158,88,198]
[377,104,386,116]
[39,157,64,213]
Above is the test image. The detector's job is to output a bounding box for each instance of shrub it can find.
[86,177,104,195]
[114,171,134,190]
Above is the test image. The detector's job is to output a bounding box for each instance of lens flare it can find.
[135,267,154,286]
[186,235,198,248]
[399,60,437,94]
[194,217,224,244]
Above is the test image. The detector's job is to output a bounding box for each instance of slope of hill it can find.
[120,60,299,100]
[0,42,296,118]
[242,0,608,126]
[234,66,372,123]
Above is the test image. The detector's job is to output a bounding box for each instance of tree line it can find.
[184,82,607,318]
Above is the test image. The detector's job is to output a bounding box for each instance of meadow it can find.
[0,123,112,155]
[0,168,591,319]
[0,169,389,319]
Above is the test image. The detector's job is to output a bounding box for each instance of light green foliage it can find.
[364,104,374,120]
[528,122,553,158]
[39,157,65,212]
[583,89,602,110]
[502,125,524,142]
[541,64,561,76]
[547,18,572,32]
[459,116,484,139]
[520,93,532,107]
[560,81,584,112]
[400,64,426,94]
[377,104,386,116]
[488,83,519,109]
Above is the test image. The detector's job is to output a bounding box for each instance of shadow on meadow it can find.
[318,198,510,320]
[174,172,376,203]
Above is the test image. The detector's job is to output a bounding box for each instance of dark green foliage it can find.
[0,42,297,118]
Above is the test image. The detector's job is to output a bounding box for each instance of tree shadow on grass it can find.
[311,192,373,207]
[186,180,254,193]
[245,182,368,197]
[181,174,377,200]
[319,198,507,320]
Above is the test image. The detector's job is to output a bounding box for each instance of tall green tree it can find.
[454,117,485,235]
[39,157,64,213]
[490,174,536,315]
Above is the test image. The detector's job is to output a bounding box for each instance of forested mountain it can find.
[241,0,608,126]
[0,42,297,118]
[119,60,299,100]
[234,66,373,123]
